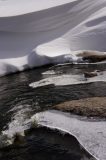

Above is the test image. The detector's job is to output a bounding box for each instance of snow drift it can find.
[0,0,106,76]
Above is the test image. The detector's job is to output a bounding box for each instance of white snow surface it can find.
[0,0,106,76]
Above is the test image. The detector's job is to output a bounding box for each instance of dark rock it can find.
[84,71,98,78]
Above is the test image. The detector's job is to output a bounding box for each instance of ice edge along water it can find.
[1,109,106,160]
[32,110,106,160]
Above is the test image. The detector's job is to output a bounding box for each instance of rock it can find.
[83,55,106,63]
[53,97,106,117]
[77,50,106,63]
[84,70,100,78]
[13,132,25,145]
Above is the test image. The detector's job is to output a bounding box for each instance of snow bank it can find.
[0,0,106,76]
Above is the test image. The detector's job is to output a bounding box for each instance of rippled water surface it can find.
[0,64,106,160]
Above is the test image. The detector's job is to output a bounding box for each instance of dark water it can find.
[0,127,94,160]
[0,64,106,160]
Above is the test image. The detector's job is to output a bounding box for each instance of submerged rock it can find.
[53,97,106,117]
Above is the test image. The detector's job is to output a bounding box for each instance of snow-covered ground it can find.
[0,0,106,76]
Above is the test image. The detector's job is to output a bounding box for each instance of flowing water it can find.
[0,63,106,160]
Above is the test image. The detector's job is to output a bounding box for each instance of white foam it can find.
[0,0,106,76]
[2,105,32,140]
